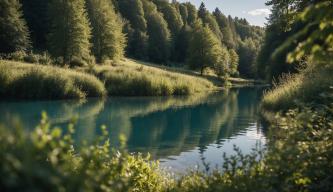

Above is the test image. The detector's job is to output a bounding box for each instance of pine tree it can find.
[187,22,227,76]
[0,0,30,53]
[228,49,239,76]
[153,0,183,35]
[197,3,223,41]
[178,3,188,25]
[86,0,126,63]
[238,38,258,78]
[48,0,92,65]
[142,0,171,64]
[117,0,148,59]
[184,2,197,26]
[213,8,235,49]
[21,0,49,50]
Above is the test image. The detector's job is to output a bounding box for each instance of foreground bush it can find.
[0,113,171,192]
[1,104,332,191]
[0,61,106,99]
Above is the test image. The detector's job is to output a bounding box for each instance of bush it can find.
[0,61,106,99]
[8,51,27,61]
[70,57,88,68]
[23,52,39,63]
[0,114,171,192]
[38,52,53,65]
[1,105,332,192]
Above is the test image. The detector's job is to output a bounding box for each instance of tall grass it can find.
[85,59,216,96]
[261,61,333,111]
[0,60,106,99]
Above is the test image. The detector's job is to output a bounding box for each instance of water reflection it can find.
[0,87,266,171]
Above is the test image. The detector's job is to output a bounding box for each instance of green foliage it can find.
[228,49,239,77]
[187,22,227,76]
[117,0,148,60]
[142,0,171,64]
[86,0,126,63]
[213,8,236,49]
[0,61,106,99]
[198,2,223,41]
[283,1,333,64]
[1,101,332,191]
[88,59,215,96]
[153,0,183,35]
[48,0,92,64]
[21,0,49,50]
[4,51,53,65]
[0,113,170,191]
[238,38,261,78]
[0,0,30,53]
[256,0,321,80]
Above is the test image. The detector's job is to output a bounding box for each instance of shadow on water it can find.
[0,87,266,170]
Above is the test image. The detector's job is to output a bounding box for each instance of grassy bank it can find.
[83,59,217,96]
[261,61,333,112]
[0,59,220,99]
[0,60,106,99]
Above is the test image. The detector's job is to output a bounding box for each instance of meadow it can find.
[0,58,219,99]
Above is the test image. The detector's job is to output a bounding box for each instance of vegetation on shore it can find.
[0,60,106,99]
[1,105,332,191]
[0,59,217,98]
[85,59,216,96]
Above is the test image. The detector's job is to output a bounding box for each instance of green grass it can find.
[261,62,333,112]
[83,59,217,96]
[0,60,106,99]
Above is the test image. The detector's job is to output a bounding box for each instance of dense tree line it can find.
[0,0,264,78]
[256,0,328,80]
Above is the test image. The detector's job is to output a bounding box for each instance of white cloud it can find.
[247,8,270,16]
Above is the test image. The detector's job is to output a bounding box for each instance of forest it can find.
[0,0,265,99]
[0,0,333,191]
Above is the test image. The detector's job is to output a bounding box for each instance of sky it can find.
[177,0,270,27]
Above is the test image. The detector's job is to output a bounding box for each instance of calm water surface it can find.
[0,87,266,173]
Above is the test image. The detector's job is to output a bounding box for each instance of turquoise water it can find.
[0,87,266,172]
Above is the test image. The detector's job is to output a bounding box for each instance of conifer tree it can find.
[229,49,239,76]
[184,2,197,26]
[117,0,148,59]
[153,0,183,35]
[142,0,171,64]
[48,0,92,65]
[86,0,126,63]
[21,0,49,50]
[213,8,235,49]
[187,22,227,76]
[0,0,30,53]
[153,0,184,62]
[197,2,223,42]
[178,3,188,25]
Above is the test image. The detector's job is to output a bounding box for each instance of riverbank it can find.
[0,59,263,99]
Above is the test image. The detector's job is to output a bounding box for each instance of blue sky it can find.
[177,0,270,26]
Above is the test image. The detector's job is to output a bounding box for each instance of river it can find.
[0,86,266,173]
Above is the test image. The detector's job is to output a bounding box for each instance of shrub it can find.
[0,114,171,192]
[70,57,88,68]
[23,52,40,63]
[38,52,53,65]
[8,51,26,61]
